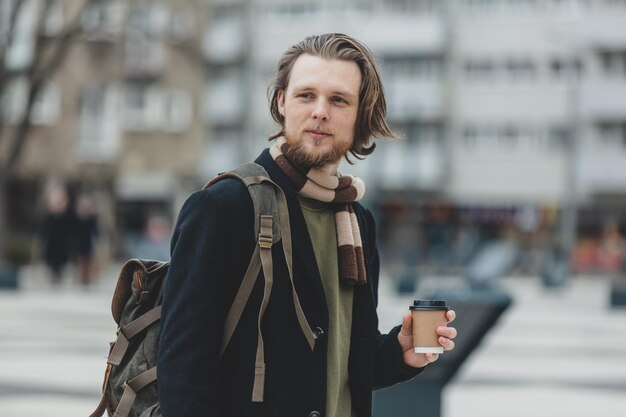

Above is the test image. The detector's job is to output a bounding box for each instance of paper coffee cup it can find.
[410,300,450,354]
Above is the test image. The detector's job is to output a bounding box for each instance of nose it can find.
[311,100,329,121]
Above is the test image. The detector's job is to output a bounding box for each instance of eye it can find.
[297,92,314,100]
[332,96,348,105]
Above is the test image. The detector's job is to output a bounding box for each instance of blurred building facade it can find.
[203,0,626,275]
[2,0,626,272]
[0,0,208,258]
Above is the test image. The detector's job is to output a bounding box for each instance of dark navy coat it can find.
[158,149,422,417]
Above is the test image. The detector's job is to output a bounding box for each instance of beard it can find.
[283,129,351,168]
[284,141,342,168]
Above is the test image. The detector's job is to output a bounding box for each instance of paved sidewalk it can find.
[0,264,625,417]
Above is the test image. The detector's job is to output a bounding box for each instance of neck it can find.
[319,160,340,176]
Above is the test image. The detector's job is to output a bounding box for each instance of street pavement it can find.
[1,263,625,417]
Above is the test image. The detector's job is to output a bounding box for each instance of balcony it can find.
[580,13,626,50]
[204,80,244,126]
[203,19,247,64]
[579,81,626,120]
[578,150,626,195]
[448,144,566,204]
[255,14,445,65]
[76,114,121,163]
[371,140,446,190]
[386,79,444,122]
[81,0,126,43]
[357,15,446,55]
[124,39,165,80]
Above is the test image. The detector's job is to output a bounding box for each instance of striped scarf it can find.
[270,137,367,285]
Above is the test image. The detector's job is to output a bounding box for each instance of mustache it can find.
[306,124,332,135]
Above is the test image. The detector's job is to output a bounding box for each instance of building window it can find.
[42,0,63,36]
[394,122,444,144]
[81,0,126,41]
[123,85,191,133]
[461,124,554,151]
[549,57,583,79]
[168,7,195,42]
[383,55,444,81]
[596,122,626,147]
[0,78,58,125]
[383,0,441,14]
[599,50,626,78]
[548,127,570,150]
[463,127,479,149]
[2,0,38,70]
[505,58,536,81]
[462,0,499,10]
[124,84,162,131]
[127,1,168,39]
[599,0,626,9]
[161,89,192,133]
[204,14,246,64]
[30,84,60,125]
[77,83,121,162]
[261,2,321,19]
[204,70,245,126]
[125,37,165,78]
[464,59,495,81]
[547,0,589,13]
[1,77,28,124]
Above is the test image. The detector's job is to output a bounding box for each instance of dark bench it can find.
[373,288,512,417]
[0,266,18,290]
[611,275,626,307]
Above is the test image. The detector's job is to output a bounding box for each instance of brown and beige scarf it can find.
[270,137,367,285]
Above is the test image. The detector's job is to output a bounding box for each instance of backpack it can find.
[90,163,315,417]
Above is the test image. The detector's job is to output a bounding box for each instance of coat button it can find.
[309,411,321,417]
[313,327,325,339]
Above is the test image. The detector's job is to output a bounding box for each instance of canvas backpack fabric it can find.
[90,163,315,417]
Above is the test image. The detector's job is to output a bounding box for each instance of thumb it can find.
[397,312,414,352]
[400,312,412,337]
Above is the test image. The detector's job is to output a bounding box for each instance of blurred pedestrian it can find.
[598,220,625,274]
[73,194,99,286]
[131,214,171,261]
[39,187,73,284]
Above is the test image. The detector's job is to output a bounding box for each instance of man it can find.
[158,33,457,417]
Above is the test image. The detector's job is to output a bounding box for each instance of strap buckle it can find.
[258,235,272,249]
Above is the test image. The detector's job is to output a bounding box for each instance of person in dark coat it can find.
[40,186,73,284]
[158,33,457,417]
[73,194,99,286]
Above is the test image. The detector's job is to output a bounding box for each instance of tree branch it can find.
[5,0,92,175]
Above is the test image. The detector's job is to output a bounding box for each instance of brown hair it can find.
[268,33,395,161]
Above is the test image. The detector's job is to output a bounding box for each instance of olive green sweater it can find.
[299,196,355,417]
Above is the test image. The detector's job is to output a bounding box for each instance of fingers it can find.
[425,353,439,363]
[400,312,412,337]
[437,321,457,352]
[446,309,456,323]
[439,336,455,351]
[437,325,457,340]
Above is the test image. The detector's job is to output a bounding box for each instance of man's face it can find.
[277,54,361,168]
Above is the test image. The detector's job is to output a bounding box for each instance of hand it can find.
[397,309,457,368]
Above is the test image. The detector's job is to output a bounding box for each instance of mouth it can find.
[305,130,331,140]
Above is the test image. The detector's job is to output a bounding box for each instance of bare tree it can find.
[0,0,92,266]
[0,0,208,267]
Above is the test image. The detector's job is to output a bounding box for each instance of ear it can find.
[277,90,285,117]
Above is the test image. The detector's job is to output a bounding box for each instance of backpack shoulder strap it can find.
[203,162,280,244]
[203,163,279,402]
[204,162,315,403]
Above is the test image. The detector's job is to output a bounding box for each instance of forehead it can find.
[286,54,361,97]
